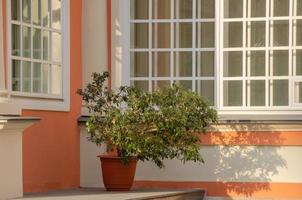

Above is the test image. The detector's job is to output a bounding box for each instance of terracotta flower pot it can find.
[98,155,137,191]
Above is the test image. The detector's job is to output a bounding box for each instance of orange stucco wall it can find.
[21,0,83,193]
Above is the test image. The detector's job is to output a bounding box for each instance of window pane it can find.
[12,60,21,91]
[297,50,302,75]
[22,26,31,58]
[152,23,170,48]
[131,52,149,77]
[250,80,266,106]
[131,0,149,19]
[224,81,243,106]
[197,0,215,18]
[224,22,243,47]
[52,0,61,29]
[152,52,170,77]
[296,82,302,103]
[251,0,266,17]
[174,0,193,19]
[250,51,266,76]
[42,0,50,27]
[196,80,215,106]
[297,20,302,46]
[33,28,41,59]
[152,80,170,90]
[43,31,50,60]
[33,63,42,93]
[131,81,149,91]
[196,51,214,76]
[152,0,170,19]
[197,22,215,48]
[273,80,288,106]
[174,23,192,48]
[250,21,265,47]
[224,52,242,77]
[131,23,149,49]
[174,52,192,77]
[22,61,31,92]
[273,50,288,76]
[224,0,243,18]
[12,24,21,56]
[42,64,50,93]
[22,0,31,23]
[11,0,21,21]
[298,0,302,15]
[51,65,62,95]
[274,0,289,16]
[32,0,41,25]
[52,32,61,63]
[175,80,192,90]
[273,20,289,46]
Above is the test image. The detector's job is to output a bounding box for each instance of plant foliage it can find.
[77,72,217,168]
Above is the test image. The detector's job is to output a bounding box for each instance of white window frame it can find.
[6,0,70,111]
[112,0,302,120]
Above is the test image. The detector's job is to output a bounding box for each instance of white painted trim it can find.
[0,1,5,93]
[5,0,70,112]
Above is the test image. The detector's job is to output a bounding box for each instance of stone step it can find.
[132,189,206,200]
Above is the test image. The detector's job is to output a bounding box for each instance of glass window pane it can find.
[197,22,215,48]
[131,0,149,19]
[197,0,215,18]
[196,80,215,106]
[152,80,170,91]
[273,80,288,106]
[32,0,41,25]
[224,0,243,18]
[51,65,62,95]
[250,80,266,106]
[273,50,288,76]
[250,51,266,76]
[251,0,266,17]
[131,81,149,91]
[22,61,31,92]
[11,0,21,21]
[224,22,243,47]
[224,51,242,77]
[152,0,170,19]
[42,0,50,27]
[152,23,170,48]
[174,23,193,48]
[174,52,192,77]
[297,20,302,46]
[174,0,193,19]
[52,32,61,63]
[42,64,49,93]
[273,20,289,46]
[131,23,149,49]
[22,0,31,23]
[196,51,214,77]
[12,60,21,91]
[298,0,302,15]
[296,82,302,103]
[22,26,31,58]
[52,0,61,29]
[33,63,42,93]
[250,21,265,47]
[33,28,41,59]
[175,80,192,90]
[297,50,302,75]
[223,81,243,106]
[43,31,50,60]
[152,52,170,77]
[130,52,149,77]
[274,0,289,16]
[12,24,21,56]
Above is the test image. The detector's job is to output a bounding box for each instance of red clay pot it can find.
[98,155,137,191]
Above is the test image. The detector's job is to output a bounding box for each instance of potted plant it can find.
[77,72,217,191]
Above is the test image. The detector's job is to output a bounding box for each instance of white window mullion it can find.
[243,0,247,107]
[289,0,294,107]
[148,0,152,92]
[192,0,196,92]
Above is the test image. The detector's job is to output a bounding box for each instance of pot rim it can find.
[97,155,137,160]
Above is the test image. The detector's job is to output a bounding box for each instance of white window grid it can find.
[129,0,302,110]
[8,0,63,99]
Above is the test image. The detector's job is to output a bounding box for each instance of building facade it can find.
[1,0,302,199]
